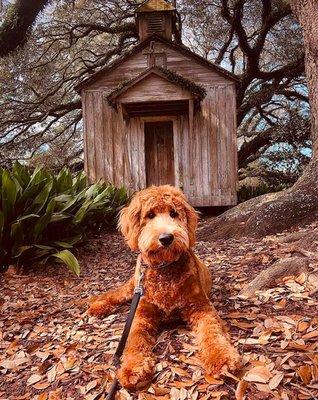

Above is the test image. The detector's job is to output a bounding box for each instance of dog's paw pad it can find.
[118,358,154,391]
[205,344,241,378]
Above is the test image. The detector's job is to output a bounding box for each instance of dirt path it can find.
[1,224,318,400]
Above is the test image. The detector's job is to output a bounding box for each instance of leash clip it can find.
[134,271,144,296]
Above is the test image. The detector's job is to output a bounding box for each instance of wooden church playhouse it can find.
[76,0,238,207]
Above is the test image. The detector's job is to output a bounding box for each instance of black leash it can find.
[104,264,145,400]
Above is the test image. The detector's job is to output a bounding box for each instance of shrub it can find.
[0,163,128,275]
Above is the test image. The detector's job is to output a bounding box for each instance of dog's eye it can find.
[147,212,155,219]
[170,210,178,218]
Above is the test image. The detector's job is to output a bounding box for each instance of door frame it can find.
[141,116,180,188]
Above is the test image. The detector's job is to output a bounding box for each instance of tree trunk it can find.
[238,257,309,299]
[0,0,49,57]
[290,0,318,155]
[200,0,318,240]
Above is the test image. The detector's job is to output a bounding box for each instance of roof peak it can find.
[106,66,206,108]
[75,35,238,92]
[136,0,175,13]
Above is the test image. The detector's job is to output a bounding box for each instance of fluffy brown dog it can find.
[88,185,240,390]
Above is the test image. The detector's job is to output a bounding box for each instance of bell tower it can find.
[136,0,181,43]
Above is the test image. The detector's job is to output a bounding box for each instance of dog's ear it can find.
[118,195,142,250]
[174,188,198,247]
[185,202,198,247]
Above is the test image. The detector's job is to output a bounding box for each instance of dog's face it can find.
[119,186,198,266]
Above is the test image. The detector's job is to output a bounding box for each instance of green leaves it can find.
[52,250,80,277]
[0,163,128,275]
[2,169,18,220]
[0,211,4,241]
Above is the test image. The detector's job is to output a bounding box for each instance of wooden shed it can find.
[76,0,238,206]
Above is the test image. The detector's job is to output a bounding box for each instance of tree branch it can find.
[238,128,275,168]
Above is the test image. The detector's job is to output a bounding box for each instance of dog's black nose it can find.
[159,233,174,247]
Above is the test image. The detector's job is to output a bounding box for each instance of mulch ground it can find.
[1,221,318,400]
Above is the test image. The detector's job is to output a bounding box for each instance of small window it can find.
[146,12,164,34]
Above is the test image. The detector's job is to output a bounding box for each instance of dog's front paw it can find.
[88,300,113,318]
[117,356,155,391]
[204,338,241,377]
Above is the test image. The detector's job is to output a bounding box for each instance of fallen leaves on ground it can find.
[0,222,318,399]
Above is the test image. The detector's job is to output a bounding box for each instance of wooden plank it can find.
[225,86,232,199]
[94,92,104,180]
[127,117,143,192]
[229,84,238,203]
[209,87,219,197]
[138,117,147,189]
[125,118,136,194]
[82,92,88,176]
[195,101,209,203]
[115,104,125,187]
[141,115,176,122]
[204,95,213,203]
[173,118,181,189]
[84,92,96,183]
[188,99,195,200]
[119,74,192,103]
[179,115,189,195]
[125,117,135,191]
[123,118,131,189]
[103,104,115,183]
[219,86,228,195]
[193,103,203,204]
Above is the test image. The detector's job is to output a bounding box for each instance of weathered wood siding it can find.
[118,74,192,103]
[85,41,227,92]
[84,91,146,191]
[82,39,238,206]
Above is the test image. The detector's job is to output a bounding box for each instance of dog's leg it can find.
[88,276,134,317]
[117,299,160,391]
[183,301,240,377]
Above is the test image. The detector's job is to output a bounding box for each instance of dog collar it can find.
[140,252,188,270]
[140,258,174,270]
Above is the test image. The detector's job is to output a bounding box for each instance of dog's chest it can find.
[144,268,193,314]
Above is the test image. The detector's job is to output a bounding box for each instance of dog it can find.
[88,185,240,390]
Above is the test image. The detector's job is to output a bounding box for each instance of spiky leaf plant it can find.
[0,163,128,275]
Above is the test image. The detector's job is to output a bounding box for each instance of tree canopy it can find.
[0,0,312,185]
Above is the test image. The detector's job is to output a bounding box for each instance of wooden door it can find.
[145,121,175,186]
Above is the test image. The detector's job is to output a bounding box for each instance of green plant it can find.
[0,163,128,275]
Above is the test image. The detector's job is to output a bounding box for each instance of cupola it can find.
[136,0,181,43]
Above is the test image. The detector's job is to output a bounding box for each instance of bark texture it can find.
[290,0,318,154]
[199,159,318,240]
[200,0,318,240]
[0,0,49,57]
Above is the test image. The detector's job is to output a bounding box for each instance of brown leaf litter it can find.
[0,222,318,400]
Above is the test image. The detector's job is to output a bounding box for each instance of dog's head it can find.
[119,185,198,266]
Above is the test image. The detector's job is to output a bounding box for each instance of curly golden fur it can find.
[88,185,240,391]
